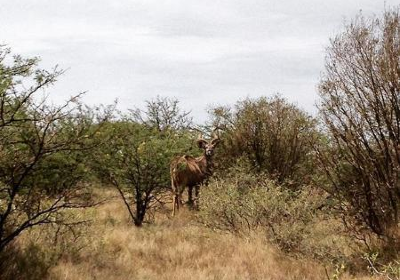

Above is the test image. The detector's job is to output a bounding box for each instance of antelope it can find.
[170,132,220,216]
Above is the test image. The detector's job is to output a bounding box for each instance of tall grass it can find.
[0,188,388,280]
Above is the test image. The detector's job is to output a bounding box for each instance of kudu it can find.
[170,132,220,216]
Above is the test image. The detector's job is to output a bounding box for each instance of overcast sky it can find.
[0,0,397,123]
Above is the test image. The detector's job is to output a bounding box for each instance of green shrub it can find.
[198,170,350,263]
[209,95,319,188]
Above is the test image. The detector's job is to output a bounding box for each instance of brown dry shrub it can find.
[0,207,95,280]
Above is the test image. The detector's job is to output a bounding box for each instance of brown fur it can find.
[170,135,220,215]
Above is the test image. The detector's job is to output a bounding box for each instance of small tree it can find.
[131,96,192,132]
[210,95,317,187]
[317,8,400,243]
[0,47,109,252]
[94,102,193,226]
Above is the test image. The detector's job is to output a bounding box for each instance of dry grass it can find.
[7,188,381,280]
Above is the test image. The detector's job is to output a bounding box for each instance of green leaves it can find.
[0,46,110,251]
[210,95,318,188]
[91,117,195,226]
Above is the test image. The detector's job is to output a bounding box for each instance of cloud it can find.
[0,0,397,122]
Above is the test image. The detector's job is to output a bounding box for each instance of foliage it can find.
[0,46,110,252]
[131,95,193,132]
[317,8,400,243]
[198,169,349,263]
[363,252,400,280]
[209,95,318,188]
[93,95,199,226]
[93,120,194,226]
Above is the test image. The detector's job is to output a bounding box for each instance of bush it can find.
[93,120,194,226]
[0,207,92,280]
[209,95,318,188]
[317,7,400,245]
[198,169,350,263]
[0,46,110,253]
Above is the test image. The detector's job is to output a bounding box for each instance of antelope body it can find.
[170,133,220,215]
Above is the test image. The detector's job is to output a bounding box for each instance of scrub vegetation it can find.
[1,7,400,280]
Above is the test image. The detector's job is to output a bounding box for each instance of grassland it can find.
[3,189,381,280]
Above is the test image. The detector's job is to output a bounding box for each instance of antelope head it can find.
[196,132,220,157]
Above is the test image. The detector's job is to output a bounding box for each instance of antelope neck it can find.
[196,155,213,173]
[204,154,214,175]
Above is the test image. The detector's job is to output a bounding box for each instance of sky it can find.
[0,0,397,123]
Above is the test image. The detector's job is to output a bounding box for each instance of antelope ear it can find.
[197,139,207,149]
